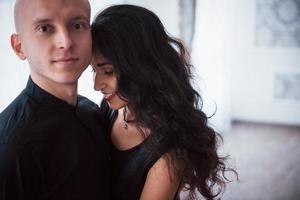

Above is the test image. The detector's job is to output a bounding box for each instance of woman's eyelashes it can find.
[103,68,114,75]
[91,65,115,76]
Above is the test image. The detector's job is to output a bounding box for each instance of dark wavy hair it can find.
[92,4,237,200]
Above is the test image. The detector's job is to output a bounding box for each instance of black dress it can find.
[100,101,179,200]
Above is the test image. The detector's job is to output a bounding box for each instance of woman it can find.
[91,4,237,200]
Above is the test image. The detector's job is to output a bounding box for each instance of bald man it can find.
[0,0,110,199]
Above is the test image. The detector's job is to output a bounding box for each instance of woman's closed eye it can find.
[103,68,114,75]
[91,64,115,76]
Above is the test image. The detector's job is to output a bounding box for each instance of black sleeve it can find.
[0,144,41,200]
[77,96,111,139]
[99,100,116,132]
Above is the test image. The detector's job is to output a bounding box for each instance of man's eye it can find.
[73,23,82,30]
[72,22,87,31]
[38,25,52,33]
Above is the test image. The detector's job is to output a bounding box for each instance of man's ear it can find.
[11,33,26,60]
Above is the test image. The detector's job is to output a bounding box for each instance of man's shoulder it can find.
[0,91,28,124]
[77,95,101,116]
[0,91,36,143]
[77,96,113,122]
[76,95,108,130]
[77,95,98,109]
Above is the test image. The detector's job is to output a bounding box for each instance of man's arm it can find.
[0,144,41,200]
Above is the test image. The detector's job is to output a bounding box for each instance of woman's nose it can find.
[93,73,106,91]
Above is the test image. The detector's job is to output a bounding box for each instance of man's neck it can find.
[31,75,78,106]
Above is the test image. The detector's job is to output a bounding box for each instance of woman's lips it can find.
[103,92,116,101]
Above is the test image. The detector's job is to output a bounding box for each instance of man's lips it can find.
[52,57,79,63]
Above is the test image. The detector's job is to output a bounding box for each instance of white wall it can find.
[122,0,180,37]
[192,0,237,132]
[230,0,300,125]
[192,0,300,129]
[0,1,29,112]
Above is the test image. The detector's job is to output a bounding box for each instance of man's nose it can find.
[55,28,73,50]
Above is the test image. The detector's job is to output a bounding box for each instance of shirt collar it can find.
[24,76,77,114]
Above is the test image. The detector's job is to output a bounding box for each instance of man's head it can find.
[11,0,91,87]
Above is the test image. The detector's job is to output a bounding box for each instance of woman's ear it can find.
[11,33,27,60]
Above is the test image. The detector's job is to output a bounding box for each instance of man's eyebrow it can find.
[71,15,89,22]
[32,18,53,26]
[31,15,89,26]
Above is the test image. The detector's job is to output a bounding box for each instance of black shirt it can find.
[0,77,110,200]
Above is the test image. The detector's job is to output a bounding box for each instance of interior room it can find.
[1,0,299,199]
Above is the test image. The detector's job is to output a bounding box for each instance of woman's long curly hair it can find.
[92,4,237,199]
